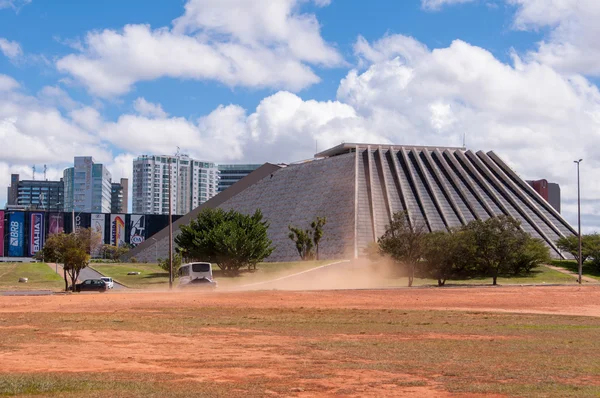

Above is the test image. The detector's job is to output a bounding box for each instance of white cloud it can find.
[421,0,476,11]
[0,74,19,91]
[0,38,22,59]
[507,0,600,76]
[133,97,168,118]
[56,0,342,97]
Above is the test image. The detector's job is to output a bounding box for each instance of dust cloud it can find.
[228,257,402,292]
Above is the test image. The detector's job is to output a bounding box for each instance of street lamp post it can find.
[168,157,173,289]
[574,159,583,284]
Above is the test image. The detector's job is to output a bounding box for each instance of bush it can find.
[175,208,274,276]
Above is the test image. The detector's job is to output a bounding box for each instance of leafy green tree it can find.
[100,244,130,262]
[40,228,102,291]
[288,226,314,260]
[311,217,327,260]
[556,234,600,267]
[378,212,427,287]
[176,208,274,276]
[512,237,551,275]
[463,216,528,285]
[422,230,466,286]
[158,252,183,274]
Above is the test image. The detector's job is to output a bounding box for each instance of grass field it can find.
[0,287,599,397]
[90,263,169,288]
[382,264,577,287]
[551,259,600,281]
[0,262,63,291]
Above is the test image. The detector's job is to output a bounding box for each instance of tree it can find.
[100,244,130,262]
[311,217,327,260]
[422,230,464,286]
[288,226,314,260]
[513,237,551,275]
[158,252,183,274]
[175,208,274,276]
[464,216,528,285]
[40,228,102,291]
[556,234,600,266]
[378,212,427,287]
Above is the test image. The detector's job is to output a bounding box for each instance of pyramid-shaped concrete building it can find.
[127,144,576,263]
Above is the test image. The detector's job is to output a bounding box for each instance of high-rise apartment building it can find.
[5,174,64,211]
[63,157,112,213]
[111,178,129,213]
[527,179,561,213]
[217,164,262,192]
[132,155,219,215]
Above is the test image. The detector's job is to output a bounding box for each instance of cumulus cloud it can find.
[56,0,342,97]
[0,38,22,59]
[0,74,19,91]
[133,97,168,118]
[509,0,600,76]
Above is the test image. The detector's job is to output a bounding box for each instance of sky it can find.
[1,0,599,231]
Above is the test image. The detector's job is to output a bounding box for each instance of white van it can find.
[178,262,217,289]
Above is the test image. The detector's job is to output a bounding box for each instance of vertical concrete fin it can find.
[411,148,450,230]
[423,149,467,226]
[389,147,414,228]
[400,147,432,232]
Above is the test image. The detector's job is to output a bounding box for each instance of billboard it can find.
[8,212,24,257]
[29,212,45,256]
[129,215,146,246]
[110,214,126,247]
[91,214,106,244]
[0,211,4,256]
[49,213,64,234]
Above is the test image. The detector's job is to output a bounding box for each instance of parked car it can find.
[100,277,114,289]
[72,279,107,292]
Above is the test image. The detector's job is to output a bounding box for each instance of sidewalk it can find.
[546,265,599,284]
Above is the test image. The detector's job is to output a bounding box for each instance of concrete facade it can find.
[126,144,577,263]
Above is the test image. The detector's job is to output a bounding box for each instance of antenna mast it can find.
[32,165,36,181]
[462,132,466,148]
[44,164,47,181]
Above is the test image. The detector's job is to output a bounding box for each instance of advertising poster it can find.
[72,213,91,234]
[110,214,126,247]
[0,210,4,256]
[29,213,45,257]
[91,214,106,244]
[129,215,146,246]
[8,212,24,257]
[49,213,64,235]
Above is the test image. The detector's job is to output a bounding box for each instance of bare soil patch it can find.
[0,285,598,397]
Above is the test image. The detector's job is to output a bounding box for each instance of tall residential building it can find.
[217,164,262,193]
[527,179,561,213]
[111,178,129,213]
[63,156,112,213]
[5,174,64,211]
[132,154,219,215]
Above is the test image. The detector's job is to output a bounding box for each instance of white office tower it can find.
[63,156,112,213]
[132,155,219,215]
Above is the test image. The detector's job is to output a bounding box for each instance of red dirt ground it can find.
[0,285,598,397]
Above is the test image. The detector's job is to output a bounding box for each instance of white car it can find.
[100,277,114,289]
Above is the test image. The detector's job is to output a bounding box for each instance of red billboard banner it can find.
[0,210,4,256]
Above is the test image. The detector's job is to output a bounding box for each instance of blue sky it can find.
[1,0,600,230]
[1,0,542,119]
